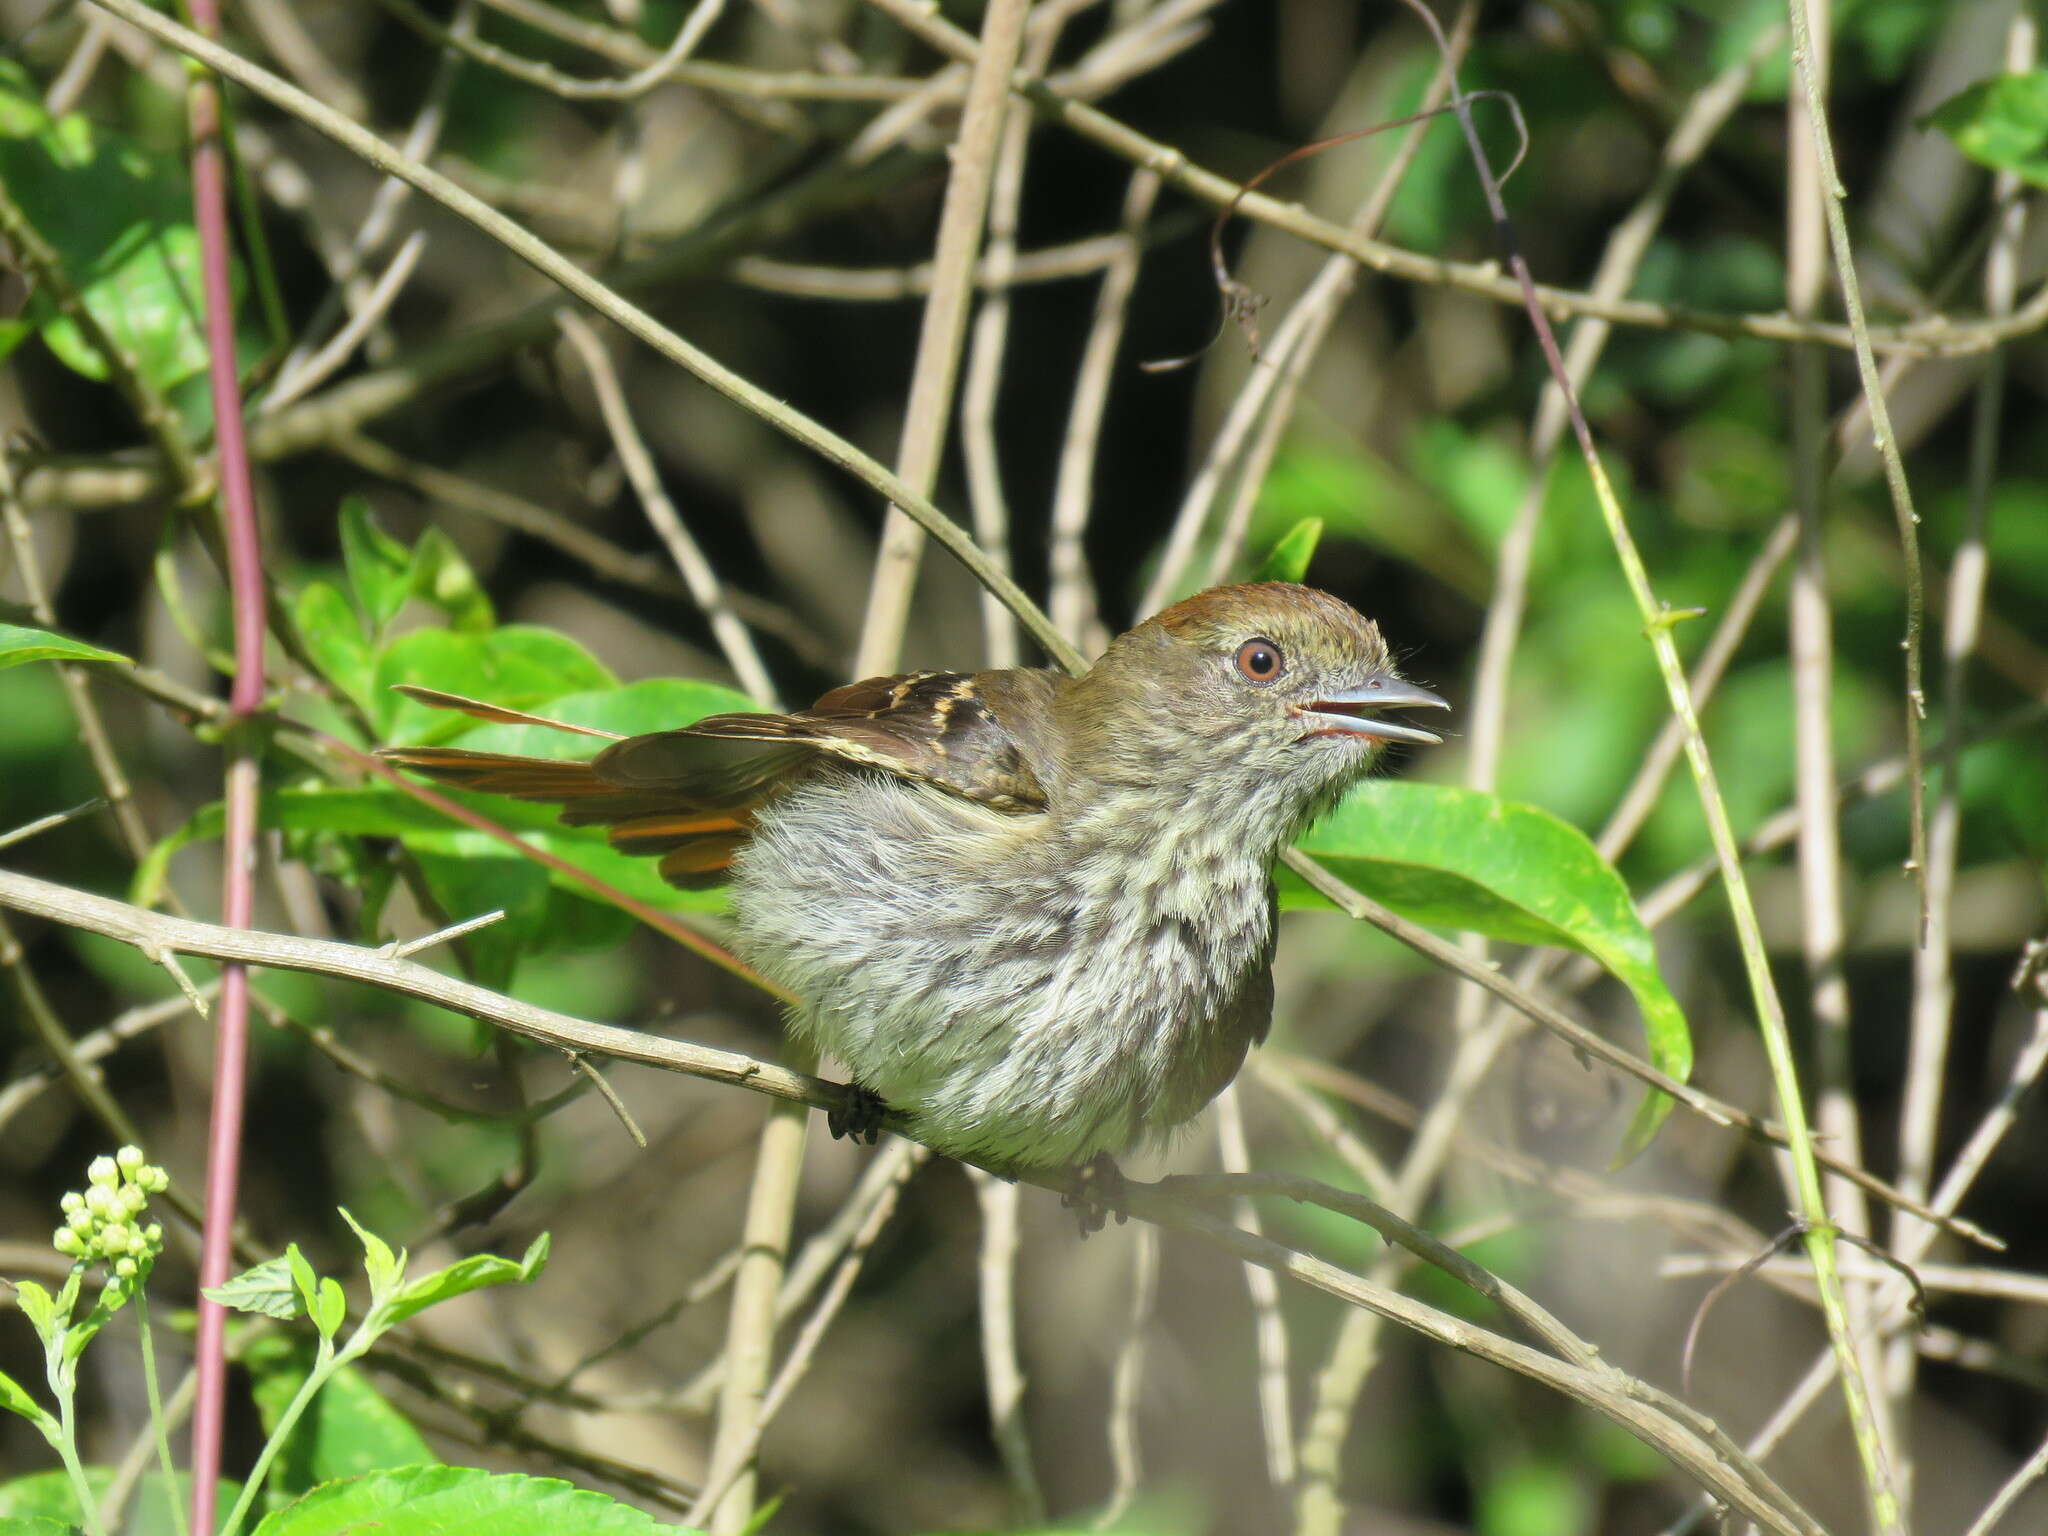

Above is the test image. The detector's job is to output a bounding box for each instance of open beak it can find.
[1299,676,1450,746]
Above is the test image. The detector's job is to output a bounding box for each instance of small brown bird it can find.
[381,583,1446,1209]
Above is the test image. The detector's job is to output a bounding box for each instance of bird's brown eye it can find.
[1235,638,1285,683]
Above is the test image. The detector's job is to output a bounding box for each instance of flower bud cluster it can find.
[52,1146,169,1278]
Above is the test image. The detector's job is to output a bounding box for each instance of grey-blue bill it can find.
[1298,676,1450,745]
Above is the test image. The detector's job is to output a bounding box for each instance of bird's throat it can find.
[1058,775,1301,924]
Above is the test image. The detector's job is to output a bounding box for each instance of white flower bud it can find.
[144,1222,164,1246]
[116,1146,145,1174]
[87,1156,118,1188]
[114,1256,138,1279]
[119,1184,148,1216]
[85,1185,115,1219]
[60,1192,84,1214]
[140,1167,169,1193]
[67,1207,94,1234]
[54,1227,84,1257]
[99,1223,132,1254]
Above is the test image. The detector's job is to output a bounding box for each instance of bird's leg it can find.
[828,1082,887,1144]
[1060,1152,1129,1237]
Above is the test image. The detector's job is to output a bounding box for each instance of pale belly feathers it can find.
[728,768,1277,1169]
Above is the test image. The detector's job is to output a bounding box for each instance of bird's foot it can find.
[828,1082,886,1145]
[1060,1153,1129,1238]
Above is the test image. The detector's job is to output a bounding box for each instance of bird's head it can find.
[1059,582,1448,835]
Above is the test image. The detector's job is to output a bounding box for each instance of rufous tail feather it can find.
[378,744,756,890]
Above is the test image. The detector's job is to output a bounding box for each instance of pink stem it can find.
[185,12,266,1528]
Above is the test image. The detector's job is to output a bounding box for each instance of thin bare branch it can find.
[958,100,1033,671]
[1469,20,1782,796]
[556,310,781,706]
[1134,1195,1825,1536]
[855,0,1035,676]
[1095,1221,1159,1532]
[1963,1431,2048,1536]
[264,231,428,412]
[377,0,730,101]
[1787,0,1929,966]
[1140,10,1473,615]
[971,1171,1047,1524]
[1785,3,1892,1487]
[0,867,840,1110]
[736,231,1154,302]
[1216,1085,1295,1487]
[1894,11,2035,1411]
[688,1143,921,1524]
[1047,167,1158,649]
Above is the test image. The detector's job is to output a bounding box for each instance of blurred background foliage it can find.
[2,0,2046,1532]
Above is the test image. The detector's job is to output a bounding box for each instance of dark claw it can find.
[1060,1152,1129,1238]
[828,1083,886,1144]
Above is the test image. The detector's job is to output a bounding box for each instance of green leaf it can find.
[408,528,495,632]
[1925,70,2048,188]
[246,1335,436,1500]
[314,1277,347,1339]
[293,580,377,716]
[374,627,615,742]
[340,498,414,636]
[0,85,227,393]
[1253,518,1323,584]
[373,1233,548,1332]
[61,1315,101,1365]
[1478,1456,1591,1536]
[337,1209,404,1298]
[248,1465,693,1536]
[0,623,131,670]
[0,318,35,366]
[0,1368,47,1428]
[1288,781,1693,1157]
[10,1280,58,1339]
[287,1245,321,1316]
[0,61,49,135]
[40,225,212,391]
[0,1470,240,1536]
[67,1246,146,1355]
[204,1255,304,1321]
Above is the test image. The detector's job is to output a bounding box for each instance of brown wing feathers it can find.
[378,668,1052,890]
[372,747,615,802]
[682,672,1049,811]
[376,742,778,890]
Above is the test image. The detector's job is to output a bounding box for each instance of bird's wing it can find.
[596,670,1051,812]
[375,735,809,891]
[378,670,1054,891]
